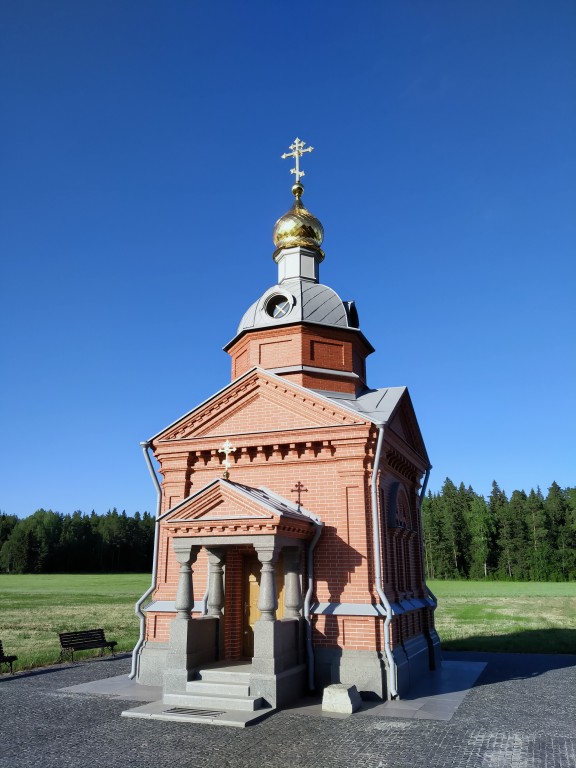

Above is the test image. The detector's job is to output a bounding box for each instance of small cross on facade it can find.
[218,439,237,480]
[281,138,314,183]
[291,480,308,508]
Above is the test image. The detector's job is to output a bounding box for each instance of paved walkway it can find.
[1,651,575,767]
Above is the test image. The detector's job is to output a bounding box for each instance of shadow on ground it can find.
[0,652,131,683]
[440,627,576,655]
[443,645,576,690]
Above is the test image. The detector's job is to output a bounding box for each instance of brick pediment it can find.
[165,483,273,523]
[386,391,429,465]
[163,479,316,538]
[154,368,365,442]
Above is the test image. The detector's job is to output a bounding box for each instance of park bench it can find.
[0,640,18,674]
[58,629,117,662]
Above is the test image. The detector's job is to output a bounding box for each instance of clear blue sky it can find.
[1,1,575,518]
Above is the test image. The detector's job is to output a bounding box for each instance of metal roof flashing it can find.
[223,319,374,354]
[319,386,408,425]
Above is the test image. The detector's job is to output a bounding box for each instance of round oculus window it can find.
[265,293,293,319]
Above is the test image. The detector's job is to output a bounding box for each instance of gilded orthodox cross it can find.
[281,138,314,183]
[218,439,237,480]
[291,481,308,508]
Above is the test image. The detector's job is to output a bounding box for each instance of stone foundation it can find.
[315,630,442,701]
[314,647,387,700]
[136,641,168,687]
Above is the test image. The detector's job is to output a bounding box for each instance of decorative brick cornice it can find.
[168,519,312,538]
[187,439,337,470]
[385,446,419,483]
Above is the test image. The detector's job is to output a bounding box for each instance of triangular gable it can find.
[164,481,275,523]
[386,390,429,465]
[153,368,366,442]
[161,479,316,538]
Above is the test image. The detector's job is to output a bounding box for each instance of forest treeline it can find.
[422,480,576,581]
[2,479,575,579]
[0,508,154,574]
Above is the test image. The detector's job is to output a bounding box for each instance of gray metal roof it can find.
[229,481,320,523]
[237,278,350,334]
[319,386,407,425]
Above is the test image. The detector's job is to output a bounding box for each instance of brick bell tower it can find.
[224,139,374,394]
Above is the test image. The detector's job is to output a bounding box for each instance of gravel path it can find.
[1,651,575,768]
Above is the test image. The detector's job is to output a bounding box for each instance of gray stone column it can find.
[174,544,199,618]
[206,548,226,617]
[256,546,279,621]
[250,542,306,708]
[283,547,303,619]
[163,541,200,695]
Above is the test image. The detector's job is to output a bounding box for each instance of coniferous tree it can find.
[422,491,442,579]
[490,481,511,577]
[545,482,570,580]
[465,493,494,578]
[431,478,470,578]
[0,513,19,572]
[565,488,576,579]
[507,490,530,579]
[525,488,551,580]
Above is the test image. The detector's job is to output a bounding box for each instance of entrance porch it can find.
[135,478,320,711]
[162,535,308,710]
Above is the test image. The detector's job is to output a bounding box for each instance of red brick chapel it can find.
[131,139,440,720]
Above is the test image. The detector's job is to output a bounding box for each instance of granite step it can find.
[196,667,251,684]
[122,700,276,728]
[163,691,264,712]
[187,679,251,697]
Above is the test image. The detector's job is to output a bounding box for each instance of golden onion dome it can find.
[272,182,324,255]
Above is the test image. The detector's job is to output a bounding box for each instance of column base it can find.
[163,616,219,695]
[249,664,306,709]
[135,641,168,687]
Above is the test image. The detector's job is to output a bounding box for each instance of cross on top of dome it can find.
[281,138,314,185]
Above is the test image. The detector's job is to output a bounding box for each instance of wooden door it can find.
[242,554,285,658]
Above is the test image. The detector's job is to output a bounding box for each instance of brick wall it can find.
[144,367,431,656]
[226,324,372,394]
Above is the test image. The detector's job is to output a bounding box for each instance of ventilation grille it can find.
[163,707,224,719]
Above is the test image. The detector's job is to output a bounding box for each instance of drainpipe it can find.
[129,441,162,680]
[418,466,437,606]
[370,423,398,699]
[303,520,324,691]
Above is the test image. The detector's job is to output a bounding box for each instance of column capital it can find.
[205,547,226,566]
[254,544,281,565]
[173,542,199,618]
[173,540,200,565]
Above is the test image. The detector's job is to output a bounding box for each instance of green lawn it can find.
[0,573,150,672]
[429,579,576,654]
[1,575,575,673]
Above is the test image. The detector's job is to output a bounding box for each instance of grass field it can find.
[429,580,576,654]
[1,575,575,673]
[0,573,150,672]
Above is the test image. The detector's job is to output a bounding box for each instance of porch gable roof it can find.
[160,478,318,538]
